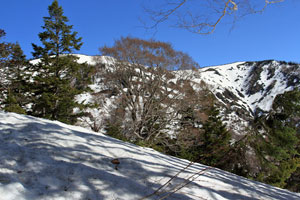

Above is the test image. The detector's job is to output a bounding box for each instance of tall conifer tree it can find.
[31,0,91,124]
[200,106,231,166]
[0,30,28,113]
[0,29,8,99]
[3,43,28,114]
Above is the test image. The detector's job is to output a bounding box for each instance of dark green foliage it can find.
[263,159,298,188]
[225,140,249,177]
[3,89,26,114]
[255,125,299,187]
[0,29,10,63]
[275,89,300,192]
[0,30,29,113]
[272,89,300,123]
[32,0,82,58]
[199,106,232,166]
[4,43,29,111]
[286,166,300,192]
[30,0,91,124]
[105,124,128,142]
[252,89,300,188]
[175,106,232,168]
[0,29,11,92]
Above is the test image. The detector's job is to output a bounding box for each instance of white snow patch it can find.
[0,112,299,200]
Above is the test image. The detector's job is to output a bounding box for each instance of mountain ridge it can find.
[29,54,300,138]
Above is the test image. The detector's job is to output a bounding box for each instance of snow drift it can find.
[0,111,299,200]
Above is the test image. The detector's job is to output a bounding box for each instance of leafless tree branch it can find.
[96,37,199,141]
[143,0,285,34]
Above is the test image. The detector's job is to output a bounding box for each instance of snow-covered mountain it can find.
[1,111,300,200]
[195,60,300,136]
[199,60,299,113]
[73,55,300,137]
[75,55,299,115]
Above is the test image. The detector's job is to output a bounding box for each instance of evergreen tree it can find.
[30,0,91,124]
[3,89,26,114]
[0,29,10,93]
[254,89,300,188]
[0,30,28,113]
[3,43,28,114]
[271,89,300,125]
[271,89,300,191]
[200,106,232,166]
[255,120,299,187]
[0,29,9,62]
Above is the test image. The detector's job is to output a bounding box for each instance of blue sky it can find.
[1,0,299,67]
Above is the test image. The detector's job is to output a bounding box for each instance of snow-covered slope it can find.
[0,111,300,200]
[198,60,299,114]
[192,60,300,136]
[29,54,113,66]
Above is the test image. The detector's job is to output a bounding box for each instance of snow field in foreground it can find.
[0,112,300,200]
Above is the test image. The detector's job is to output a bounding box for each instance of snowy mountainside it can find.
[70,55,300,136]
[29,55,300,116]
[193,60,300,136]
[1,111,300,200]
[29,54,113,66]
[198,60,299,114]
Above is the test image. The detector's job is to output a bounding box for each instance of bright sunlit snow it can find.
[1,111,300,200]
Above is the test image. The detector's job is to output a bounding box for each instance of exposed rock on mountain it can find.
[197,60,300,136]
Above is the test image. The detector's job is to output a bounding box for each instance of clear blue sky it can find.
[1,0,299,67]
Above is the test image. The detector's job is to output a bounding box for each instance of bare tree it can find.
[97,37,199,141]
[76,59,116,132]
[143,0,285,34]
